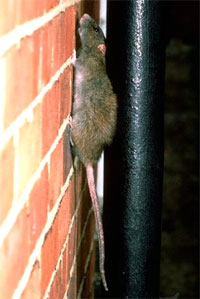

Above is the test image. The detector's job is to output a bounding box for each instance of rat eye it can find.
[94,27,99,33]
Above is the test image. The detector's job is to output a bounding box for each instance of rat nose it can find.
[80,13,91,25]
[82,14,90,20]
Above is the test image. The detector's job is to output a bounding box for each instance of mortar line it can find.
[0,115,70,247]
[12,165,74,299]
[0,51,75,151]
[63,206,94,299]
[43,180,88,299]
[77,240,95,299]
[0,0,80,57]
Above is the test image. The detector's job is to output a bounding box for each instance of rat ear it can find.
[98,44,106,55]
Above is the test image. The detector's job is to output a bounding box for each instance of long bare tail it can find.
[86,163,108,291]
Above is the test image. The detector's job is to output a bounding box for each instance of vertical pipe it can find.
[104,0,165,298]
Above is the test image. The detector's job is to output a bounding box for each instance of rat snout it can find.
[82,14,90,20]
[80,13,91,25]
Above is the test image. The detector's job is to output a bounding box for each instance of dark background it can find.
[160,1,199,297]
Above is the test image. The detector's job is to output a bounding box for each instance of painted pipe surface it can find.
[103,0,165,297]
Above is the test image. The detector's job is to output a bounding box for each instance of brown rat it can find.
[70,14,117,291]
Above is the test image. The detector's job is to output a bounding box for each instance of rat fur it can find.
[71,14,117,291]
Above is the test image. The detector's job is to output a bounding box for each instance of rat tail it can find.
[86,163,108,291]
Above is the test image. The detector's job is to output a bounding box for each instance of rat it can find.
[70,14,118,291]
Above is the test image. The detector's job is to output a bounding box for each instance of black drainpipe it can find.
[103,0,165,298]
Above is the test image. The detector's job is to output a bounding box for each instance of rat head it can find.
[79,14,106,54]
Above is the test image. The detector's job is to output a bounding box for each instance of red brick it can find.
[56,202,95,299]
[66,270,77,299]
[48,138,64,210]
[41,22,53,86]
[15,103,42,200]
[41,222,57,297]
[19,0,44,25]
[3,37,39,130]
[77,182,93,243]
[0,138,14,224]
[41,179,76,296]
[51,7,75,75]
[42,80,61,156]
[0,3,98,299]
[2,9,74,131]
[29,165,49,251]
[51,14,63,75]
[32,30,41,95]
[0,1,8,36]
[41,65,72,159]
[21,261,41,299]
[49,255,67,298]
[77,212,95,289]
[0,1,20,36]
[48,221,77,298]
[57,180,76,258]
[0,0,60,37]
[60,65,73,126]
[45,0,60,14]
[0,206,30,298]
[64,6,76,61]
[18,0,59,26]
[80,242,96,299]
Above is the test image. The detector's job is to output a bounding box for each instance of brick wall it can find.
[0,0,99,298]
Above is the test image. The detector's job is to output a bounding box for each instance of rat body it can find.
[71,14,117,291]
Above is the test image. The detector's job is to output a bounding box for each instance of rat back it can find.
[72,53,117,166]
[71,13,117,166]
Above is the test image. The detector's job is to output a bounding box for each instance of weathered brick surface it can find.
[0,138,14,224]
[0,0,60,37]
[3,39,40,130]
[81,242,96,299]
[41,179,75,297]
[48,138,64,209]
[77,212,95,290]
[15,103,42,200]
[29,165,49,251]
[48,219,77,299]
[2,7,75,132]
[0,206,31,298]
[0,0,99,297]
[21,261,41,299]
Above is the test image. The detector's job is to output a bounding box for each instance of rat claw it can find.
[71,51,76,65]
[70,136,74,147]
[69,116,73,128]
[69,116,74,146]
